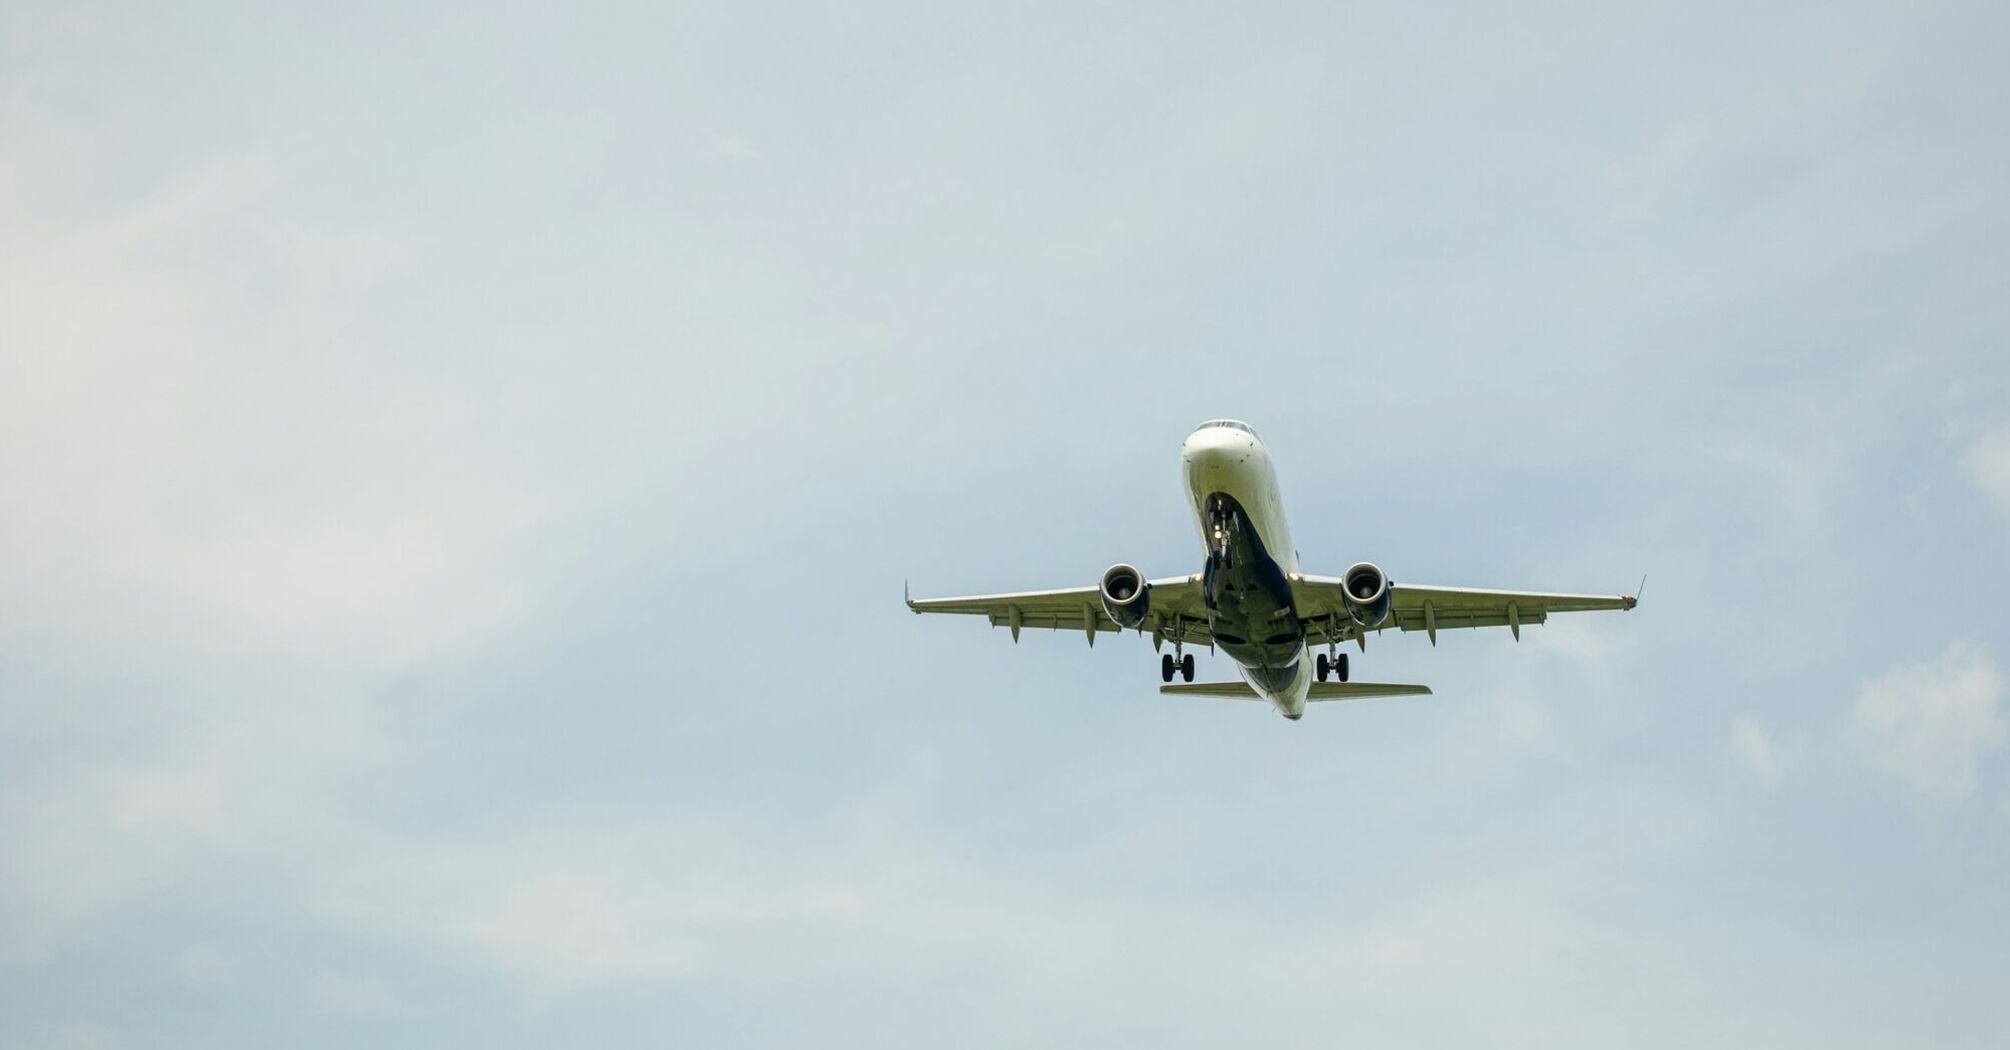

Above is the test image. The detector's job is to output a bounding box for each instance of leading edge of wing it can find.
[905,575,1201,614]
[905,582,1098,615]
[1387,581,1638,611]
[1298,576,1638,610]
[1159,682,1433,701]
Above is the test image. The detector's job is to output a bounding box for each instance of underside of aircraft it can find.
[908,420,1638,720]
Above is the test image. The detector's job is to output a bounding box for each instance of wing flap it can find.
[1158,681,1263,699]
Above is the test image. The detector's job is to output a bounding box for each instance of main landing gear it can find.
[1315,651,1349,682]
[1160,651,1195,683]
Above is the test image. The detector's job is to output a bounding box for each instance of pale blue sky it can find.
[3,2,2009,1047]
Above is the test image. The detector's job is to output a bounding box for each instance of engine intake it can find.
[1341,561,1391,628]
[1099,563,1152,630]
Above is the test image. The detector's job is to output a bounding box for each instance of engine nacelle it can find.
[1341,561,1391,628]
[1099,563,1152,630]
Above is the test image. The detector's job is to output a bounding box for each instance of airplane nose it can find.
[1185,443,1231,476]
[1183,426,1253,472]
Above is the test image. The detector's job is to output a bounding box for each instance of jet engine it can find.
[1099,563,1152,630]
[1341,561,1391,628]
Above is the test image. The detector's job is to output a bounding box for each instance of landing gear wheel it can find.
[1181,653,1195,682]
[1336,652,1349,682]
[1316,653,1331,682]
[1161,653,1175,683]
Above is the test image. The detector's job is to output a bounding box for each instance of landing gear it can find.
[1161,647,1197,683]
[1315,651,1350,682]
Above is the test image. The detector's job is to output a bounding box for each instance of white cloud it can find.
[1965,423,2010,518]
[301,815,1707,1043]
[2,1022,121,1050]
[308,973,418,1017]
[715,135,759,163]
[0,159,537,958]
[1731,717,1781,783]
[175,945,239,988]
[1850,643,2006,799]
[1693,439,1838,525]
[1523,612,1632,668]
[1490,694,1564,757]
[0,110,977,964]
[1611,116,1720,221]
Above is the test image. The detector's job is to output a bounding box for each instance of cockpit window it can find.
[1200,419,1257,437]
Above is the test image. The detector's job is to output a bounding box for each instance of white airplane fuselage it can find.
[1180,421,1313,719]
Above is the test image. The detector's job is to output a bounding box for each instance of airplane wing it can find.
[1161,681,1433,701]
[907,575,1212,646]
[1292,577,1637,646]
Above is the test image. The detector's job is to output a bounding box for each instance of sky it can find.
[3,1,2009,1046]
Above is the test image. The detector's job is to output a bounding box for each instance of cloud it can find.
[175,945,239,988]
[0,157,535,958]
[1965,423,2010,518]
[1611,116,1720,221]
[1692,439,1839,525]
[1731,717,1781,783]
[0,94,973,967]
[715,135,759,163]
[1489,693,1564,757]
[308,973,418,1017]
[4,3,2010,1045]
[2,1022,120,1050]
[1850,643,2006,799]
[300,814,1706,1043]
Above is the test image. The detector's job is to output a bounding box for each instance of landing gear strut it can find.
[1315,651,1349,682]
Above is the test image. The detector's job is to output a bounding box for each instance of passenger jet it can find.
[908,419,1638,719]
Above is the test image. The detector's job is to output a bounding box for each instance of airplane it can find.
[907,419,1638,720]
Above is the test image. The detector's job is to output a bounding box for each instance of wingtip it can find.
[904,579,917,613]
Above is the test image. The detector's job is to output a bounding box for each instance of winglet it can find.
[905,579,917,613]
[1624,574,1645,610]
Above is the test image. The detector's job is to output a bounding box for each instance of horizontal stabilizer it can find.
[1159,681,1266,699]
[1159,681,1433,702]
